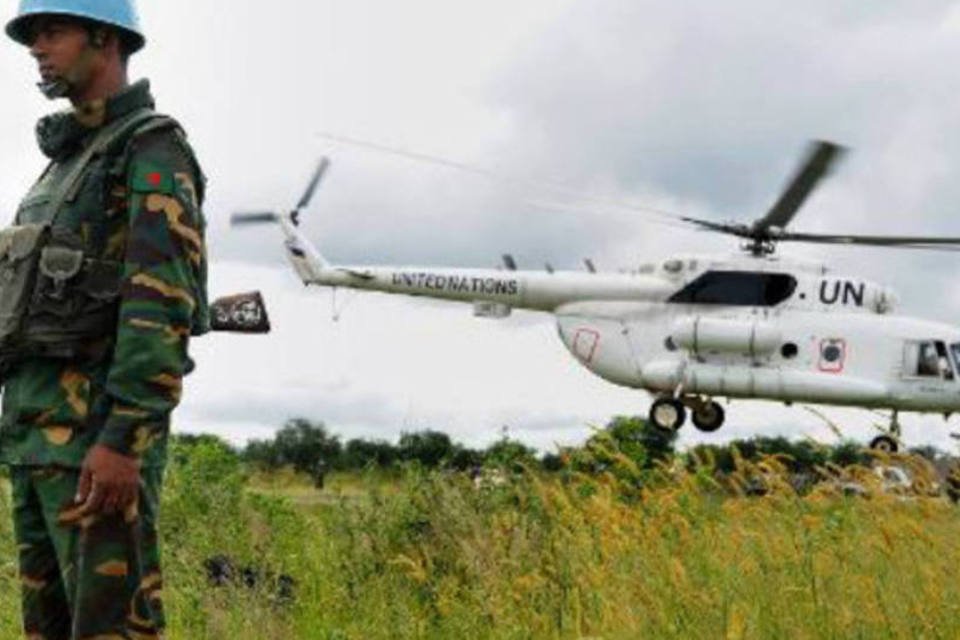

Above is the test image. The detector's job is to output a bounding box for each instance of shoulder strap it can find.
[48,107,160,223]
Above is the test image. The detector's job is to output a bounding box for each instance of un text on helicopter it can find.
[233,143,960,454]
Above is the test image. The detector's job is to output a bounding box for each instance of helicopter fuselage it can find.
[289,243,960,416]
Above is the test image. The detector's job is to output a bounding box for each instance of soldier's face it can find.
[28,18,102,94]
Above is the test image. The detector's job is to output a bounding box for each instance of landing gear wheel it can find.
[869,435,899,454]
[650,398,686,432]
[692,401,725,432]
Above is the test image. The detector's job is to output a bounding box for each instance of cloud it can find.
[5,2,960,453]
[491,0,960,210]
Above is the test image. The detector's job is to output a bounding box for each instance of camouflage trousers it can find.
[10,465,166,640]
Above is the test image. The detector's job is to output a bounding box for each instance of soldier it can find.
[2,1,208,638]
[313,457,327,490]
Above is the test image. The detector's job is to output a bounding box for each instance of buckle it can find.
[39,246,84,300]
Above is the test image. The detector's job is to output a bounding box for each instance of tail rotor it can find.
[231,157,331,228]
[231,158,333,283]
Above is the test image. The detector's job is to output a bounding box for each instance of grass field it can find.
[1,442,959,639]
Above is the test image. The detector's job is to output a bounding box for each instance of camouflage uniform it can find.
[1,79,208,639]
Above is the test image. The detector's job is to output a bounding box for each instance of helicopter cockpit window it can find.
[667,271,798,307]
[905,340,955,379]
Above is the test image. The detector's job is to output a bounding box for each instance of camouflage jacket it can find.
[0,80,209,468]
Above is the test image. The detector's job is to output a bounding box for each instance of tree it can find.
[171,432,237,454]
[605,415,677,469]
[244,418,341,473]
[484,437,537,471]
[540,452,565,472]
[686,443,736,473]
[448,445,484,471]
[830,441,870,467]
[398,430,455,468]
[342,438,398,469]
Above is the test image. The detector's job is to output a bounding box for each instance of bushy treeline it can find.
[239,418,540,474]
[227,415,952,477]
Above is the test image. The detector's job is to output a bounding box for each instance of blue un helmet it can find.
[6,0,145,52]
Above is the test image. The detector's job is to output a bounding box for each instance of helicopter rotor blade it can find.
[754,140,846,233]
[682,216,750,237]
[231,212,280,226]
[775,230,960,251]
[295,157,331,211]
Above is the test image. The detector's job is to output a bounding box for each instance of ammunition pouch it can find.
[0,224,122,368]
[0,224,48,349]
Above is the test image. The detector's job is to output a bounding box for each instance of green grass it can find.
[1,445,959,639]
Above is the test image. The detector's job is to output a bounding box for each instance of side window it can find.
[952,343,960,376]
[905,340,953,379]
[936,341,955,380]
[919,342,939,376]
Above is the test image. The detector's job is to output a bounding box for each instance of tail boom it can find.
[304,265,672,312]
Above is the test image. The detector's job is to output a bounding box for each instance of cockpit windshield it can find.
[668,271,797,307]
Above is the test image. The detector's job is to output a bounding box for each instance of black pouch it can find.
[19,224,122,355]
[0,224,50,349]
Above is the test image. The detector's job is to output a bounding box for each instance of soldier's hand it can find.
[76,444,142,516]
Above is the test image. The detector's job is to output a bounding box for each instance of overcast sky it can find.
[4,1,960,452]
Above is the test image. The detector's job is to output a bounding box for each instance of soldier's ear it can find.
[90,28,107,48]
[90,27,120,51]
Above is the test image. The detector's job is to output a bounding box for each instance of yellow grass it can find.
[1,446,959,639]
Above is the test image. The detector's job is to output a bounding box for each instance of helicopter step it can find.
[649,396,725,433]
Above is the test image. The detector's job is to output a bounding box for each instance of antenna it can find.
[583,258,597,273]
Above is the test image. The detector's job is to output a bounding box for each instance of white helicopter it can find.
[233,142,960,453]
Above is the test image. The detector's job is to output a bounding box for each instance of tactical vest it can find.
[0,107,189,368]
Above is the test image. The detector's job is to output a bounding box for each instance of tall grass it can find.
[0,471,18,639]
[1,443,959,639]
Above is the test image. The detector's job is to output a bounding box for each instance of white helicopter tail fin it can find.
[279,214,329,283]
[231,158,332,285]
